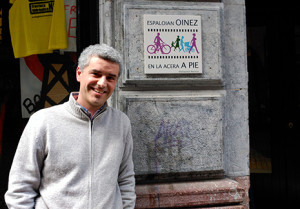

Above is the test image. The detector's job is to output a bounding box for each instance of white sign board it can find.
[144,15,202,74]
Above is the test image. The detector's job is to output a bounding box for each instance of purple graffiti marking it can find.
[153,118,191,173]
[147,33,171,54]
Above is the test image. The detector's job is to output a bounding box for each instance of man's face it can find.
[76,56,119,114]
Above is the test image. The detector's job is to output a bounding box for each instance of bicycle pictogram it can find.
[147,33,171,54]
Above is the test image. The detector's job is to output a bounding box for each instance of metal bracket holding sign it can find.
[144,15,202,74]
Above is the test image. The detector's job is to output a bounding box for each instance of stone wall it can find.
[99,0,249,207]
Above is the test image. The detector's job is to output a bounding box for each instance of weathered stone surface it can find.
[222,0,249,178]
[124,95,223,176]
[234,176,250,209]
[113,0,249,180]
[109,0,250,206]
[135,178,247,208]
[111,0,249,179]
[223,89,249,177]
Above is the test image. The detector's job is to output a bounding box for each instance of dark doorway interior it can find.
[247,1,300,208]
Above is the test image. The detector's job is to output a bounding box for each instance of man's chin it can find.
[91,99,106,108]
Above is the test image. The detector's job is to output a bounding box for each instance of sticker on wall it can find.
[144,15,202,74]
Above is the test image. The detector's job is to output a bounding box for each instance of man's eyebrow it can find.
[90,69,118,77]
[107,73,118,78]
[90,69,101,73]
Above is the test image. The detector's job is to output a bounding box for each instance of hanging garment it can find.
[9,0,68,58]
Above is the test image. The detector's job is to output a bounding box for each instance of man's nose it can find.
[97,76,107,88]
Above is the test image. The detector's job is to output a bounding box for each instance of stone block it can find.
[119,2,223,86]
[123,93,224,177]
[135,178,247,208]
[223,89,249,177]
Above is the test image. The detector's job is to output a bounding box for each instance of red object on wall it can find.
[24,54,44,82]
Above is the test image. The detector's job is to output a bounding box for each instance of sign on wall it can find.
[144,15,202,74]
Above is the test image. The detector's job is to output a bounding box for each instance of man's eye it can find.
[92,73,100,77]
[107,76,115,81]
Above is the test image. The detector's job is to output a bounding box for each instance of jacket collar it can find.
[66,92,108,120]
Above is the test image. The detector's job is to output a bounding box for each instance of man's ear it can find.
[76,67,82,82]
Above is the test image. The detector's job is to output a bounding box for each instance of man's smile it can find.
[91,87,106,94]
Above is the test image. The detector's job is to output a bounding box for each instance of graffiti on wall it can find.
[152,118,192,173]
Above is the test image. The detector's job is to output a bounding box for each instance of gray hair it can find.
[78,44,122,75]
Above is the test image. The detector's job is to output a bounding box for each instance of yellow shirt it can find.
[9,0,68,58]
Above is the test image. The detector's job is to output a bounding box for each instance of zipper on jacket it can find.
[89,119,94,209]
[87,110,104,209]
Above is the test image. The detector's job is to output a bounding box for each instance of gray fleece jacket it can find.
[5,93,136,209]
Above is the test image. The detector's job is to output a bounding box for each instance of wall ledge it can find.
[135,177,249,208]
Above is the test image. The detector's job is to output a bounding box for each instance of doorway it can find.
[246,1,300,208]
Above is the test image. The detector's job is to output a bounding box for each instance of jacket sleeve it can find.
[5,113,45,208]
[118,124,136,209]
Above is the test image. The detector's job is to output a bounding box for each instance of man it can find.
[5,44,136,208]
[154,32,163,53]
